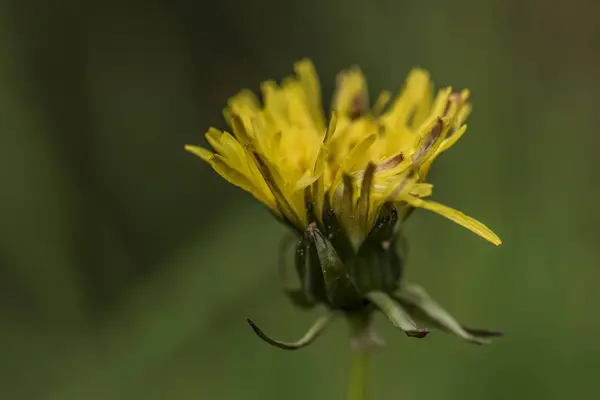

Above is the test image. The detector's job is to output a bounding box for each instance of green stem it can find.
[346,314,372,400]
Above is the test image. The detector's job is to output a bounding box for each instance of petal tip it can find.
[489,235,503,246]
[184,145,214,162]
[246,318,259,330]
[406,328,430,338]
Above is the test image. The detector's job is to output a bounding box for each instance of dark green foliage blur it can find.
[1,0,599,398]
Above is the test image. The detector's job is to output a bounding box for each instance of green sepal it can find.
[247,313,338,350]
[394,283,503,344]
[461,327,504,338]
[366,291,429,338]
[279,233,315,309]
[365,202,398,243]
[321,194,355,262]
[350,204,403,293]
[306,224,362,309]
[295,230,328,305]
[351,241,403,294]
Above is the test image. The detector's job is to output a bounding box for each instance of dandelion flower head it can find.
[185,59,501,249]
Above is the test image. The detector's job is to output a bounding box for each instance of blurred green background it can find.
[1,0,599,399]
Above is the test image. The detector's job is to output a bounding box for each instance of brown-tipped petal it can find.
[358,162,376,231]
[380,153,405,170]
[329,133,377,204]
[366,291,429,338]
[342,173,355,216]
[442,91,463,117]
[246,313,337,350]
[333,68,369,119]
[394,283,502,345]
[385,170,417,202]
[412,117,444,165]
[253,152,303,229]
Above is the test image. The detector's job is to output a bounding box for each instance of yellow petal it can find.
[343,133,377,172]
[411,117,447,165]
[281,80,307,124]
[228,113,253,147]
[294,59,326,132]
[383,68,433,132]
[374,153,411,179]
[409,183,433,198]
[418,124,468,179]
[225,90,261,142]
[227,89,260,112]
[184,145,213,162]
[252,152,304,228]
[372,90,392,116]
[323,109,338,144]
[439,124,467,154]
[329,132,376,203]
[382,172,418,201]
[312,111,338,222]
[260,80,290,130]
[204,128,225,154]
[332,67,368,118]
[428,87,453,120]
[294,172,319,191]
[205,129,247,168]
[404,196,502,246]
[187,146,276,210]
[455,103,472,127]
[209,154,254,192]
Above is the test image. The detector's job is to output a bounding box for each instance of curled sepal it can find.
[366,291,429,338]
[461,327,504,339]
[394,283,503,345]
[246,313,338,350]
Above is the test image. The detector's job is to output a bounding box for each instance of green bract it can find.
[248,201,501,350]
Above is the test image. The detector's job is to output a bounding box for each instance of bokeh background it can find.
[2,0,600,399]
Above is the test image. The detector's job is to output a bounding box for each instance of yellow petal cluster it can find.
[185,59,501,247]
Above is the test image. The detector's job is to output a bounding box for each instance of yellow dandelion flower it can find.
[185,59,503,352]
[186,59,500,248]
